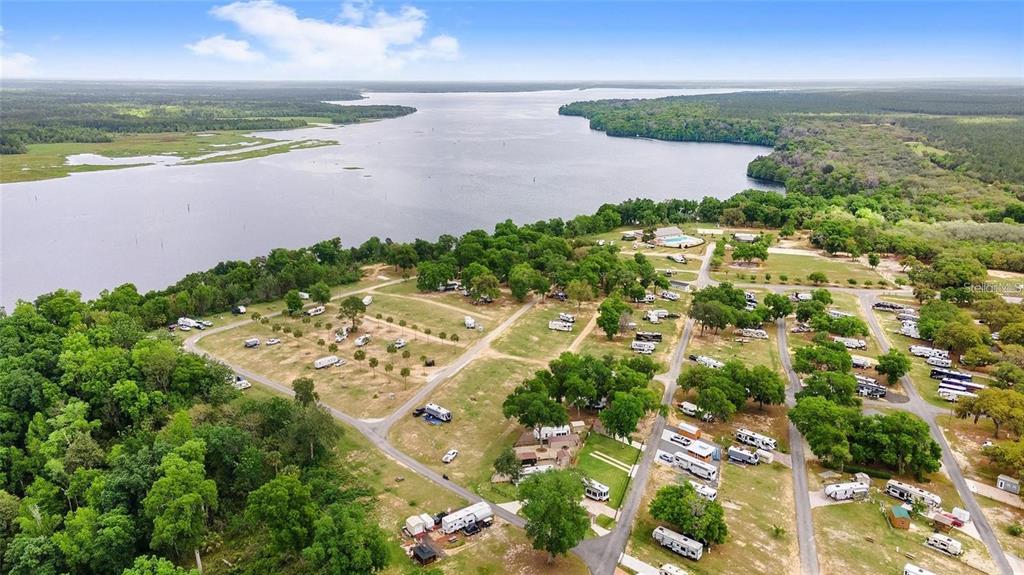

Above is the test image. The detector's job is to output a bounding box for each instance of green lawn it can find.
[712,252,888,286]
[577,433,641,509]
[491,300,594,360]
[370,294,484,343]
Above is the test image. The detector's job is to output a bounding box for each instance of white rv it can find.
[361,295,373,306]
[178,317,200,328]
[909,345,949,359]
[903,564,937,575]
[827,309,854,319]
[735,428,777,451]
[631,340,657,354]
[297,291,310,300]
[885,480,941,509]
[755,449,774,464]
[652,526,703,561]
[727,446,760,465]
[464,316,477,329]
[692,355,725,369]
[314,355,340,369]
[354,334,371,347]
[659,564,688,575]
[926,356,953,368]
[533,425,571,441]
[661,290,681,301]
[678,401,700,417]
[824,481,869,501]
[441,502,493,534]
[925,533,963,556]
[833,336,867,350]
[244,338,260,348]
[424,402,452,422]
[736,328,769,340]
[645,310,662,324]
[583,478,611,502]
[548,320,574,332]
[689,480,717,501]
[305,305,325,317]
[559,312,576,323]
[673,452,718,481]
[516,464,554,484]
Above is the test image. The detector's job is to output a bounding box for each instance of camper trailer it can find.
[635,331,663,342]
[930,367,972,382]
[692,355,725,369]
[305,305,325,317]
[903,564,937,575]
[178,317,200,329]
[833,336,867,350]
[559,312,577,323]
[926,356,953,368]
[441,502,493,534]
[661,290,681,301]
[689,480,718,501]
[678,402,700,418]
[652,526,704,561]
[464,316,477,329]
[736,328,769,340]
[244,338,260,348]
[735,428,777,451]
[548,320,574,332]
[631,340,657,354]
[827,309,854,319]
[583,478,611,502]
[533,425,571,441]
[885,480,941,509]
[909,345,948,359]
[673,452,718,481]
[516,464,554,484]
[824,481,869,501]
[857,380,888,399]
[361,295,373,307]
[313,355,340,369]
[727,446,760,465]
[755,449,774,464]
[424,402,452,422]
[634,293,657,304]
[658,564,688,575]
[851,356,872,370]
[925,533,963,556]
[873,301,907,312]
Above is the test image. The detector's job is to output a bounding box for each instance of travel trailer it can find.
[673,452,718,481]
[824,481,869,501]
[583,478,611,502]
[548,320,574,332]
[652,526,704,561]
[424,402,452,422]
[727,445,760,465]
[313,355,340,369]
[735,428,777,451]
[440,502,493,534]
[885,480,941,509]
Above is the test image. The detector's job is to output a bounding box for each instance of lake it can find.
[1,88,777,307]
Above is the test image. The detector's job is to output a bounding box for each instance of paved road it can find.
[775,318,822,575]
[578,243,716,575]
[859,294,1013,575]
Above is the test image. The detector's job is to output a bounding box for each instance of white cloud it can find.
[206,0,459,72]
[186,34,264,62]
[0,26,37,78]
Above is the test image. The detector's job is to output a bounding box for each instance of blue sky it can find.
[2,1,1022,80]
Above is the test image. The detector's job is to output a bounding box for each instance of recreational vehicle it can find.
[833,336,867,350]
[652,526,704,561]
[727,446,760,465]
[755,449,774,464]
[533,425,571,441]
[857,380,887,399]
[424,402,452,422]
[441,502,493,534]
[735,428,777,451]
[232,305,247,314]
[824,481,869,501]
[678,402,700,417]
[244,338,260,348]
[313,355,340,369]
[851,356,872,370]
[673,452,718,481]
[464,316,477,329]
[558,312,577,323]
[361,295,373,306]
[903,564,937,575]
[925,533,963,556]
[661,290,681,301]
[645,310,662,324]
[297,291,310,300]
[634,294,657,304]
[659,564,688,575]
[178,317,200,329]
[827,309,854,319]
[548,320,574,332]
[691,355,725,369]
[354,335,371,347]
[736,328,769,340]
[909,345,948,359]
[885,480,941,509]
[636,331,663,342]
[926,356,953,368]
[689,480,717,501]
[631,340,657,354]
[854,374,879,386]
[873,301,907,312]
[516,464,554,484]
[930,367,972,382]
[583,478,611,502]
[305,305,325,317]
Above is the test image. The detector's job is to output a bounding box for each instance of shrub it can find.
[302,316,311,324]
[895,278,907,286]
[847,278,858,285]
[376,313,383,319]
[862,280,873,287]
[1009,524,1023,537]
[317,338,325,346]
[412,324,419,330]
[438,331,448,340]
[261,317,270,324]
[424,328,432,335]
[387,316,394,323]
[283,326,292,334]
[765,273,772,282]
[399,319,407,327]
[450,334,460,343]
[354,350,366,361]
[402,350,411,359]
[328,343,338,352]
[272,323,282,332]
[293,329,304,338]
[779,274,789,282]
[251,312,261,321]
[314,320,323,328]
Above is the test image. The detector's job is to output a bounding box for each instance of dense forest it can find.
[0,83,414,154]
[560,87,1024,221]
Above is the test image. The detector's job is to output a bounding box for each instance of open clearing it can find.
[712,252,888,287]
[627,458,798,575]
[492,299,596,361]
[577,294,690,371]
[577,433,641,509]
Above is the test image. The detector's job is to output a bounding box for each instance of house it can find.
[654,226,684,240]
[887,505,911,530]
[997,474,1020,495]
[412,544,437,565]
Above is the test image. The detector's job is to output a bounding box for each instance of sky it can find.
[1,1,1022,81]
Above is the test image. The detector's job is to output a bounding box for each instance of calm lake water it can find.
[1,88,776,306]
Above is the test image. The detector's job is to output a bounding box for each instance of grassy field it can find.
[686,326,782,373]
[976,495,1024,560]
[184,138,335,164]
[492,300,595,361]
[577,294,690,371]
[0,131,279,183]
[376,280,523,321]
[627,459,798,575]
[577,432,642,509]
[712,252,888,286]
[813,494,994,575]
[367,293,489,344]
[198,305,462,418]
[387,358,536,501]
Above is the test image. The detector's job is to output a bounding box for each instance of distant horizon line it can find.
[3,77,1023,86]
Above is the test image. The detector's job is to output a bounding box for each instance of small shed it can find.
[412,544,437,565]
[933,513,956,533]
[997,474,1020,495]
[676,422,702,440]
[887,505,911,530]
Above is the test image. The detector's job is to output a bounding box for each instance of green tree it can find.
[868,253,880,268]
[469,272,501,302]
[303,503,389,574]
[796,371,860,407]
[565,279,595,310]
[494,446,522,484]
[245,473,317,555]
[338,296,366,330]
[597,294,630,340]
[142,441,218,572]
[285,290,303,314]
[689,300,735,335]
[696,387,735,422]
[934,322,983,356]
[599,392,647,439]
[121,555,199,575]
[747,365,786,409]
[310,281,331,306]
[649,483,728,547]
[292,377,318,407]
[518,470,590,563]
[808,272,828,285]
[762,293,793,321]
[876,349,912,385]
[415,260,456,292]
[53,507,136,575]
[508,264,548,302]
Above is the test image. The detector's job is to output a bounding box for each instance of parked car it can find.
[394,338,407,349]
[232,376,251,391]
[266,338,281,346]
[200,320,213,327]
[442,449,459,464]
[355,335,371,347]
[412,407,426,417]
